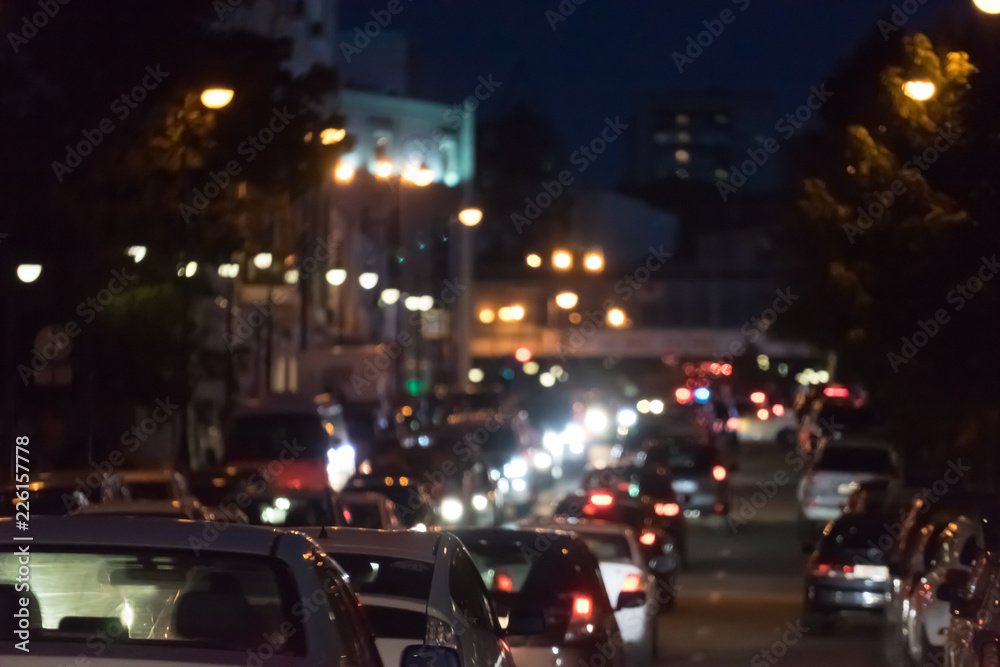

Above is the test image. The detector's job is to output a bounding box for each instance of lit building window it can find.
[675,113,690,127]
[678,131,691,143]
[675,149,690,163]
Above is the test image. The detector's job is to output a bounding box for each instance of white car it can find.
[303,526,514,667]
[0,516,385,667]
[797,439,899,524]
[109,468,191,501]
[517,517,663,665]
[903,514,980,666]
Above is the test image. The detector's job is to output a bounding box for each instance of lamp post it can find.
[455,205,482,391]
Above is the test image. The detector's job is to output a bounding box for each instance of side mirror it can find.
[401,645,461,667]
[649,555,677,574]
[616,590,646,610]
[505,609,545,636]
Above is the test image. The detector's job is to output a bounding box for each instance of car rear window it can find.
[816,447,895,474]
[821,518,888,554]
[643,444,714,473]
[575,532,632,564]
[329,553,433,601]
[462,541,590,598]
[339,501,383,528]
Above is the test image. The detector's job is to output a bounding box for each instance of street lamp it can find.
[479,309,495,323]
[320,128,346,145]
[509,305,525,321]
[526,253,542,268]
[404,296,421,311]
[553,250,572,270]
[283,269,299,285]
[200,88,234,109]
[16,264,41,283]
[555,292,578,309]
[359,272,379,290]
[902,80,936,101]
[380,288,400,305]
[375,161,393,179]
[326,268,347,286]
[184,261,198,278]
[334,163,355,183]
[253,253,273,270]
[607,308,626,327]
[218,263,240,278]
[458,207,483,226]
[584,251,604,272]
[418,295,434,312]
[974,0,1000,13]
[127,246,147,263]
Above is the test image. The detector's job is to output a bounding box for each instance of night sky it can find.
[339,0,960,186]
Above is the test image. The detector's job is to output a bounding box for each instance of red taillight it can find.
[639,531,656,545]
[713,466,727,481]
[655,502,680,517]
[621,574,641,593]
[750,392,766,404]
[824,387,849,398]
[772,404,785,417]
[726,417,740,430]
[343,509,352,523]
[573,595,592,617]
[757,408,769,420]
[496,574,513,592]
[675,387,692,403]
[813,562,854,576]
[583,504,597,515]
[591,493,613,506]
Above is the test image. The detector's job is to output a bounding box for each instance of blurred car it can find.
[516,517,669,663]
[900,512,981,667]
[0,469,115,517]
[942,510,1000,667]
[552,489,684,570]
[304,527,513,667]
[69,498,214,520]
[334,490,402,529]
[345,474,437,530]
[797,439,899,529]
[109,468,191,501]
[0,516,384,667]
[733,396,797,447]
[454,528,627,667]
[639,439,730,519]
[802,514,892,629]
[797,390,873,456]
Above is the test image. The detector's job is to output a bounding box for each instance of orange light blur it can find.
[675,387,692,403]
[655,502,680,517]
[772,404,785,417]
[620,574,642,593]
[496,574,513,592]
[726,417,740,430]
[713,465,727,481]
[639,532,656,545]
[573,596,593,616]
[757,408,769,420]
[750,392,766,404]
[720,364,732,375]
[590,493,613,507]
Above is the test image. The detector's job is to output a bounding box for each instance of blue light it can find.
[502,368,515,380]
[694,387,710,403]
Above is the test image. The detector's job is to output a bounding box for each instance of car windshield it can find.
[0,548,301,653]
[339,500,383,528]
[327,554,433,601]
[643,444,715,473]
[575,532,632,564]
[462,539,587,600]
[226,414,328,460]
[125,482,172,500]
[816,446,895,474]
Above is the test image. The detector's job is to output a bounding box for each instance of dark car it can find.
[803,514,892,629]
[553,490,685,569]
[453,529,628,667]
[345,474,436,529]
[640,440,730,519]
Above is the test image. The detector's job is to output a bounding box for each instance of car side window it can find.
[307,549,371,667]
[450,549,496,633]
[959,536,978,567]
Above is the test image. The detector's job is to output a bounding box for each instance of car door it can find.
[948,555,997,667]
[450,547,510,667]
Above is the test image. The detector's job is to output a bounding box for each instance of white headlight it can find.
[472,494,488,511]
[412,522,427,532]
[504,458,528,479]
[442,498,464,522]
[617,409,637,427]
[584,408,608,432]
[533,451,552,470]
[512,479,527,492]
[274,497,291,510]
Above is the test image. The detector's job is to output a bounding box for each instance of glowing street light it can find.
[607,308,626,327]
[218,263,240,278]
[555,292,578,309]
[200,88,234,109]
[184,261,198,278]
[509,305,525,321]
[253,253,273,270]
[479,309,495,324]
[325,269,346,286]
[459,207,483,226]
[334,163,355,183]
[584,251,604,272]
[974,0,1000,13]
[375,161,393,179]
[320,128,346,145]
[526,253,542,268]
[380,288,400,305]
[127,246,147,263]
[16,264,41,283]
[283,269,299,284]
[404,296,421,311]
[418,295,434,311]
[468,368,485,383]
[359,272,378,290]
[902,80,936,101]
[553,250,572,270]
